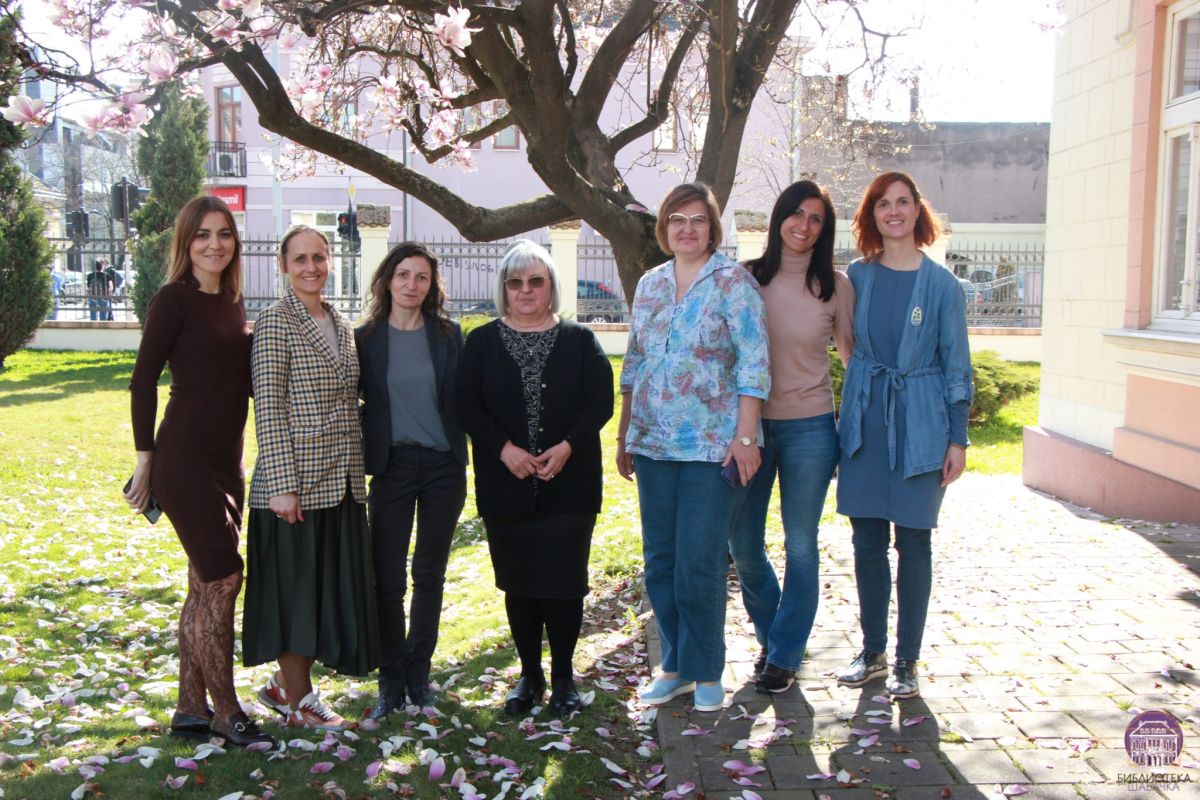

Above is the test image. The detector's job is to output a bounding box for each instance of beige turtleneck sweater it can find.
[759,250,856,419]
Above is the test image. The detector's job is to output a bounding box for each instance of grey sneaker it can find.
[836,650,888,687]
[888,659,920,699]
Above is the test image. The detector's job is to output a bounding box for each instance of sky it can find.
[808,0,1059,123]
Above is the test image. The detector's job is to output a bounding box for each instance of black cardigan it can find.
[456,318,614,519]
[356,314,469,475]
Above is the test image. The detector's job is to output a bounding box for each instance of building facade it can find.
[1024,0,1200,522]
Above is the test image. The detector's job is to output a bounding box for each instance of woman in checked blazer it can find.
[243,225,380,732]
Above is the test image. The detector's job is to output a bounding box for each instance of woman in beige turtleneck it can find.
[729,180,855,694]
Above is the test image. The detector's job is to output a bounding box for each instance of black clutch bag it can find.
[123,476,163,524]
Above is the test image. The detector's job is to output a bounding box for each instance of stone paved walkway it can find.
[645,473,1200,799]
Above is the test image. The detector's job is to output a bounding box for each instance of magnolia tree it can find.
[6,0,911,298]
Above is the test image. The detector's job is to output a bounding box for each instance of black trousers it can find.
[368,445,466,692]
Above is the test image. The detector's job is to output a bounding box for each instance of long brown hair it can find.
[852,171,942,260]
[165,196,243,300]
[362,242,453,336]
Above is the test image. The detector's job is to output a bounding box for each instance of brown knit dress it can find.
[130,281,252,581]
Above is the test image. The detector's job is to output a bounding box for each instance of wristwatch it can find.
[738,436,755,446]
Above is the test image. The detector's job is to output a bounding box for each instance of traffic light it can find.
[65,209,89,239]
[110,180,142,222]
[337,210,359,243]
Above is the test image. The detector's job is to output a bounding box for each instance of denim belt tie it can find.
[860,361,940,471]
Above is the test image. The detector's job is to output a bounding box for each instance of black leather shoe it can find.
[169,708,214,739]
[503,676,546,715]
[211,712,275,749]
[370,691,403,721]
[549,677,582,716]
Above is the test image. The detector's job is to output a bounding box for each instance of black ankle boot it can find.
[549,677,582,716]
[503,676,546,715]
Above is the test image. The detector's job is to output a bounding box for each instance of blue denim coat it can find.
[838,256,974,479]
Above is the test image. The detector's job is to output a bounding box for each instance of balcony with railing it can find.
[206,141,247,180]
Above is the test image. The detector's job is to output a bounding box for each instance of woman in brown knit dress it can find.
[125,196,273,748]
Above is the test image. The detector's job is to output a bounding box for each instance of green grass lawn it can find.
[965,361,1040,475]
[0,350,1037,799]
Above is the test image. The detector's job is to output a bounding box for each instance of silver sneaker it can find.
[888,659,920,699]
[836,650,888,687]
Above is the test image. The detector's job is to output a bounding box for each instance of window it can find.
[493,125,520,150]
[653,112,676,152]
[217,86,242,144]
[459,107,483,149]
[1156,2,1200,324]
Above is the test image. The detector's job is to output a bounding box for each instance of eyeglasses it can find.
[666,213,709,229]
[504,275,549,291]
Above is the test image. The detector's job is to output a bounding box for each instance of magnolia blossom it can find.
[146,48,178,84]
[428,7,480,57]
[2,96,51,127]
[427,108,458,147]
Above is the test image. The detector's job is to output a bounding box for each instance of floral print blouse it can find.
[620,250,770,462]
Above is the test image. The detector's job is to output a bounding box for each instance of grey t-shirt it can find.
[387,325,450,450]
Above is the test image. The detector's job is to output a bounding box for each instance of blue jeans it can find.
[850,517,932,662]
[728,413,839,671]
[634,455,745,683]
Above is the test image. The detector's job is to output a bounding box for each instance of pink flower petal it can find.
[741,791,764,800]
[365,761,382,779]
[902,715,928,726]
[173,758,197,770]
[310,762,334,774]
[857,734,879,747]
[735,777,762,786]
[903,758,921,770]
[163,774,188,790]
[428,756,445,780]
[245,741,273,752]
[1001,785,1029,796]
[871,695,890,704]
[806,773,835,780]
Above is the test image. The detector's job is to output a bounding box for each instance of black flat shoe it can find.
[549,677,582,716]
[211,711,275,749]
[503,676,546,715]
[406,682,434,708]
[169,708,214,739]
[370,691,404,722]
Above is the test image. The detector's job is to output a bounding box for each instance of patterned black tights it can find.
[177,564,242,718]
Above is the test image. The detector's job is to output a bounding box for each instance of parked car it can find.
[459,279,628,323]
[576,279,627,323]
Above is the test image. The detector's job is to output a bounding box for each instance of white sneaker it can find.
[287,691,351,731]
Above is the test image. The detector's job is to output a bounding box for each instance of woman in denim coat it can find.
[835,172,973,700]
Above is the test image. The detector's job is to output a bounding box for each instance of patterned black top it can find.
[498,321,560,489]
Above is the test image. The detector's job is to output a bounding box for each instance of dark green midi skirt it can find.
[243,493,381,676]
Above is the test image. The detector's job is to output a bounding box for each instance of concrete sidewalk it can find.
[645,473,1200,799]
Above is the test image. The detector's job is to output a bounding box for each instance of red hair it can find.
[852,172,942,259]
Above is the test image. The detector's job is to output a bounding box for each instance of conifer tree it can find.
[0,11,52,368]
[129,83,208,324]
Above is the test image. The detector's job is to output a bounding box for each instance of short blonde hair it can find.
[494,240,561,316]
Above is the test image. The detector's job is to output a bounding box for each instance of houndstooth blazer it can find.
[248,287,367,510]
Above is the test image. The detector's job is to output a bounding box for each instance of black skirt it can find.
[243,493,381,676]
[484,512,596,599]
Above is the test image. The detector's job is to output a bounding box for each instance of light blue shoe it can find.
[692,682,725,712]
[638,676,696,705]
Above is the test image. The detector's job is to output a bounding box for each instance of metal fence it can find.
[946,241,1043,328]
[46,233,1043,328]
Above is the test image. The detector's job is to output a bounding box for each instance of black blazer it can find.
[456,319,614,519]
[356,313,468,475]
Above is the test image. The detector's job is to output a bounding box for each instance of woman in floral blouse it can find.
[617,182,770,712]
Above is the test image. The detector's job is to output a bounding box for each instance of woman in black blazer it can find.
[356,242,468,719]
[457,240,614,716]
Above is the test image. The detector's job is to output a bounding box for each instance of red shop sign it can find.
[209,186,245,212]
